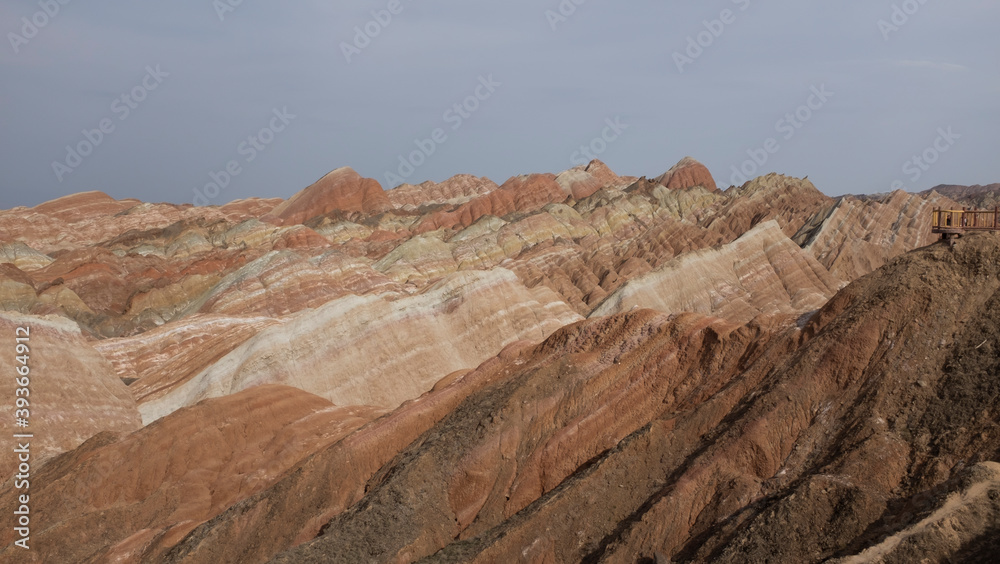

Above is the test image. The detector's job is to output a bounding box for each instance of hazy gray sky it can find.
[1,1,998,209]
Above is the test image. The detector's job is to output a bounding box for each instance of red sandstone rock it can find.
[656,156,719,192]
[583,159,623,187]
[0,385,383,563]
[591,220,842,322]
[30,190,140,220]
[555,160,624,199]
[704,173,833,240]
[264,167,392,225]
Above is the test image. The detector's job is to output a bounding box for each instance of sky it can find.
[1,0,998,210]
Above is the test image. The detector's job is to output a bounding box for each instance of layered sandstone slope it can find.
[7,158,777,428]
[591,220,842,322]
[2,159,719,339]
[413,173,572,234]
[794,189,961,281]
[0,161,862,343]
[137,268,582,423]
[92,314,284,399]
[0,385,384,564]
[0,191,280,255]
[152,232,999,564]
[2,163,997,564]
[266,311,795,564]
[653,233,1000,564]
[2,161,960,344]
[2,160,963,431]
[0,214,345,338]
[555,159,635,199]
[175,247,399,318]
[387,175,499,210]
[701,173,834,240]
[156,310,795,564]
[0,312,141,482]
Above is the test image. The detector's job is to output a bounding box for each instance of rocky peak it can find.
[264,167,392,225]
[655,156,718,192]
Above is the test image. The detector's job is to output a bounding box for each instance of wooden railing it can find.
[932,208,1000,233]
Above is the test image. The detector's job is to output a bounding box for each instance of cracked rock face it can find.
[1,162,997,564]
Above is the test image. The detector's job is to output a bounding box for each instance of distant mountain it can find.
[923,183,1000,208]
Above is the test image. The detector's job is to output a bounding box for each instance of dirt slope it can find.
[258,233,1000,563]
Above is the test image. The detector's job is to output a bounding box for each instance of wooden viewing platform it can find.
[932,208,1000,246]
